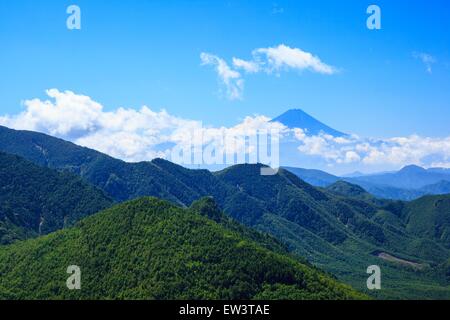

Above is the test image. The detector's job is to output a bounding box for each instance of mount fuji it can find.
[271,109,347,137]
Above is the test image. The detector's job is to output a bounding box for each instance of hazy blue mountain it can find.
[343,179,425,201]
[279,163,450,201]
[351,165,450,190]
[271,109,347,137]
[342,171,366,178]
[284,165,450,201]
[283,166,422,200]
[419,180,450,195]
[282,166,340,187]
[428,167,450,175]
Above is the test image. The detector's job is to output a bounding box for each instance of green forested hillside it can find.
[0,197,365,300]
[0,126,206,204]
[403,194,450,246]
[214,164,450,299]
[1,125,450,299]
[0,152,113,244]
[325,181,375,202]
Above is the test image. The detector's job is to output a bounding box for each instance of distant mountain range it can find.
[352,165,450,189]
[272,110,450,189]
[284,165,450,201]
[1,124,450,299]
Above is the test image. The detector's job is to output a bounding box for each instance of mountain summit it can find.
[271,109,347,137]
[399,165,427,174]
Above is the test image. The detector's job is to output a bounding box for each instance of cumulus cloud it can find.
[413,52,436,74]
[200,53,244,100]
[232,57,261,73]
[253,44,336,75]
[2,89,449,170]
[0,89,285,163]
[201,44,336,100]
[291,129,450,168]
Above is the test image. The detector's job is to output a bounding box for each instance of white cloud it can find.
[201,45,336,100]
[345,151,361,163]
[2,89,449,170]
[0,89,286,163]
[291,129,450,168]
[253,44,336,75]
[413,52,436,74]
[200,53,244,100]
[232,57,260,73]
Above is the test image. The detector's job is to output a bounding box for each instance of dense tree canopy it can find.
[0,197,366,300]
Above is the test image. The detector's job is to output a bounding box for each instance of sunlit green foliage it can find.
[0,197,366,300]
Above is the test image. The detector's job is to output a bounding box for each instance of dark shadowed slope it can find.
[0,152,113,244]
[402,194,450,246]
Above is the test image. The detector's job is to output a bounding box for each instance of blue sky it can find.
[1,0,449,138]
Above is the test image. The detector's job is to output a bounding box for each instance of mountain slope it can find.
[271,109,347,137]
[282,167,340,187]
[343,179,425,201]
[0,152,113,244]
[325,181,375,202]
[0,197,365,300]
[0,125,204,204]
[403,194,450,247]
[351,165,450,190]
[214,164,450,299]
[215,164,450,257]
[0,125,272,225]
[419,180,450,195]
[283,166,448,201]
[1,125,450,298]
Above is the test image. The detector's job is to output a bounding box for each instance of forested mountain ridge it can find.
[0,197,366,300]
[0,125,203,204]
[0,152,113,244]
[1,125,450,299]
[402,194,450,246]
